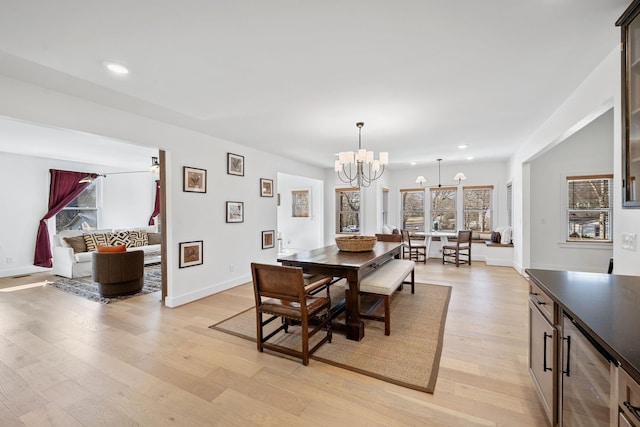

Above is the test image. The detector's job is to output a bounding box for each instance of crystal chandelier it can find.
[334,122,389,188]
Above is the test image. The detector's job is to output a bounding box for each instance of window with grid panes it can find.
[55,180,99,233]
[566,175,612,242]
[336,187,360,233]
[400,188,425,232]
[430,187,456,231]
[463,186,493,232]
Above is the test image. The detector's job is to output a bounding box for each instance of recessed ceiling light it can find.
[410,162,417,166]
[467,156,474,160]
[458,144,468,149]
[104,62,129,75]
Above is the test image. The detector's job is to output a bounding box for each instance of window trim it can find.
[462,185,494,233]
[335,187,361,234]
[565,174,613,243]
[53,179,101,234]
[506,182,513,227]
[400,187,425,232]
[429,186,457,232]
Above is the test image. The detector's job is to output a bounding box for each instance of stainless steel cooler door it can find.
[561,313,612,426]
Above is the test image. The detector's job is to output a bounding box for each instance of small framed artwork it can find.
[227,153,244,176]
[262,230,275,249]
[179,240,203,268]
[226,201,244,223]
[260,178,274,197]
[292,189,310,218]
[183,166,207,193]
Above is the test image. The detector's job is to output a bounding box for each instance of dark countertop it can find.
[526,269,640,384]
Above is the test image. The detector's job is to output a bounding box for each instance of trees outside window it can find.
[55,180,99,232]
[336,187,360,233]
[566,175,612,242]
[430,187,457,231]
[463,186,493,232]
[401,188,425,232]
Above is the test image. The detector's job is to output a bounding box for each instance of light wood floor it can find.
[0,262,546,427]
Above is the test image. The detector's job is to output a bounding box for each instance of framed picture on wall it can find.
[262,230,275,249]
[179,240,203,268]
[260,178,274,197]
[226,201,244,223]
[292,189,310,218]
[183,166,207,193]
[227,153,244,176]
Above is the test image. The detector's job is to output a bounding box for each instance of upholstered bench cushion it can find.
[360,259,415,295]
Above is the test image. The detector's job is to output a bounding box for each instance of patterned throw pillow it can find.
[83,233,110,252]
[128,230,149,247]
[109,231,131,247]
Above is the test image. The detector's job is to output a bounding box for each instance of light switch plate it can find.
[622,233,637,251]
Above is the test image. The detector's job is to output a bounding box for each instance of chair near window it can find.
[400,229,427,264]
[442,230,472,267]
[250,263,332,366]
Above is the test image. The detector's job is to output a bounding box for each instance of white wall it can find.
[276,172,324,252]
[0,151,155,277]
[529,109,613,272]
[511,46,620,274]
[0,74,325,305]
[101,173,157,229]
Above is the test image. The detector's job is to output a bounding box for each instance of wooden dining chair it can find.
[442,230,472,267]
[250,263,332,365]
[400,229,427,263]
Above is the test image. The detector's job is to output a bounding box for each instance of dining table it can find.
[277,241,403,341]
[413,231,458,260]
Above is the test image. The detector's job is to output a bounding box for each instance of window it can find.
[566,175,612,242]
[430,187,457,231]
[336,187,360,233]
[400,188,425,232]
[463,186,493,232]
[507,182,512,227]
[55,180,99,233]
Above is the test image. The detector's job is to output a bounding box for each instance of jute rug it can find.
[210,282,451,393]
[48,264,162,304]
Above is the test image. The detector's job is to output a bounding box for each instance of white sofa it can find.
[52,226,161,278]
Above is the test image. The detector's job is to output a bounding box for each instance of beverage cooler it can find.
[560,311,617,426]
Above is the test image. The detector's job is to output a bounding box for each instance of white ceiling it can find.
[0,0,630,169]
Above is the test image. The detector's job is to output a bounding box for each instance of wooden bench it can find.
[351,259,415,335]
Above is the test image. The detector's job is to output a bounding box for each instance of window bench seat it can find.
[484,240,514,248]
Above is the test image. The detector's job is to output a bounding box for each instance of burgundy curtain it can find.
[149,180,161,226]
[34,169,98,267]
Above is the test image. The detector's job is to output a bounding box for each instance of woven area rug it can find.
[48,264,162,304]
[210,282,451,393]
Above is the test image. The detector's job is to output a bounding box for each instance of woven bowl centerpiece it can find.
[335,235,377,252]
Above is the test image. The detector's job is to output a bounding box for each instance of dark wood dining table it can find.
[277,241,403,341]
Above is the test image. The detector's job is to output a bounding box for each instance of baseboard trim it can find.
[164,274,251,307]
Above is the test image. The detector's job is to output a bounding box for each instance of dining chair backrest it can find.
[251,263,306,305]
[457,230,472,245]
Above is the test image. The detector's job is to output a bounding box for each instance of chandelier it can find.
[334,122,389,188]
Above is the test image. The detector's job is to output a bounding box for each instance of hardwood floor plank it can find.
[0,262,547,426]
[19,402,83,427]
